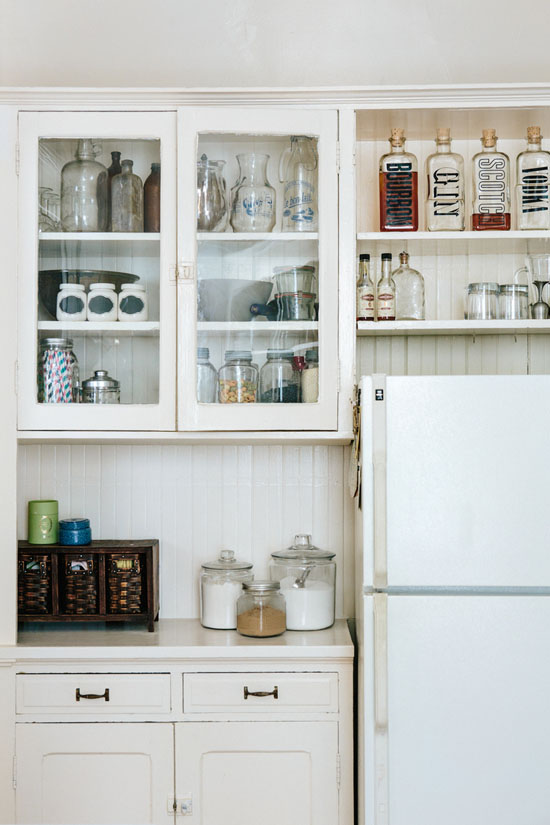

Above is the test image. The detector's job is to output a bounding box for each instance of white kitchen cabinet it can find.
[175,720,339,825]
[15,722,174,824]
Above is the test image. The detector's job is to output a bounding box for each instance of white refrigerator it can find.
[356,374,550,825]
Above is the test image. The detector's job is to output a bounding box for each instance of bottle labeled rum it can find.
[379,129,418,231]
[472,129,511,230]
[376,253,396,320]
[425,128,464,231]
[516,126,550,230]
[356,253,376,321]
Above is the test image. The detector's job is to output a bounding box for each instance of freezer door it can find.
[383,375,550,586]
[364,594,550,825]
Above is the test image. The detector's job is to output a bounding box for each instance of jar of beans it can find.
[218,350,258,403]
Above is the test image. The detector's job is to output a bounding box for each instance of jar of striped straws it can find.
[38,338,80,403]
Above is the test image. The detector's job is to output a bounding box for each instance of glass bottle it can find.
[302,349,319,403]
[197,347,218,403]
[200,549,253,630]
[144,162,161,232]
[111,159,144,232]
[218,351,258,403]
[60,139,108,232]
[472,129,511,230]
[379,129,418,231]
[392,251,425,320]
[425,128,465,231]
[279,135,318,231]
[259,350,300,403]
[356,253,376,321]
[236,580,286,637]
[516,126,550,230]
[230,153,276,232]
[197,154,227,231]
[376,253,396,321]
[106,151,122,230]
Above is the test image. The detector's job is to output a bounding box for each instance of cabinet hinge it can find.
[12,755,16,789]
[15,143,20,176]
[173,262,196,283]
[336,752,341,789]
[336,141,341,174]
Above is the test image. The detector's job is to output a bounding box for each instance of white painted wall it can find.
[1,0,548,88]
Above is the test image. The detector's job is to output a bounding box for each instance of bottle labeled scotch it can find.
[425,128,464,231]
[379,129,418,231]
[356,253,376,321]
[377,253,396,320]
[516,126,550,230]
[472,129,510,230]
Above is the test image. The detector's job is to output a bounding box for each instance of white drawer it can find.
[16,673,171,715]
[183,672,338,713]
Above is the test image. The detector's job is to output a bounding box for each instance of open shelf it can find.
[358,231,550,242]
[357,319,550,336]
[37,321,160,337]
[39,232,161,242]
[198,232,318,242]
[197,321,318,333]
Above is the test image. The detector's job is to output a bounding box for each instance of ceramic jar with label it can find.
[87,283,117,321]
[56,284,87,322]
[27,500,59,545]
[118,284,148,321]
[200,550,253,629]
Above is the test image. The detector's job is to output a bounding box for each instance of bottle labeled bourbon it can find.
[379,128,418,231]
[472,129,511,230]
[516,126,550,230]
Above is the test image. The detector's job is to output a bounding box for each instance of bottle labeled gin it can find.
[425,128,464,231]
[472,129,510,230]
[356,253,376,321]
[376,253,396,320]
[379,129,418,231]
[516,126,550,230]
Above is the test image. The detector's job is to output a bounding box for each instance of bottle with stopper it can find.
[472,129,510,230]
[379,128,418,231]
[425,128,464,231]
[393,251,425,320]
[516,126,550,230]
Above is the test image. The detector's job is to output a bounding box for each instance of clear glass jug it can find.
[197,154,228,231]
[279,136,318,232]
[230,153,276,232]
[60,139,108,232]
[111,159,144,233]
[515,254,550,318]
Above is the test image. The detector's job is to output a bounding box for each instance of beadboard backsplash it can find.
[18,445,355,620]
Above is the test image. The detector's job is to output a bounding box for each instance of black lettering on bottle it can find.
[475,156,507,213]
[521,165,549,214]
[384,162,413,224]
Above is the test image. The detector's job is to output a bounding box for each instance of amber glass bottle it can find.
[144,163,161,232]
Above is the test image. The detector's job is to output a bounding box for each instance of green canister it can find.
[28,500,59,545]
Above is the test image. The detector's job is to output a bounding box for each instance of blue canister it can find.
[58,518,92,546]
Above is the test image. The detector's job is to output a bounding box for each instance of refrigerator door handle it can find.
[372,374,388,589]
[373,593,389,825]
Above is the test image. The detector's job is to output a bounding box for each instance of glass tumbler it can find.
[465,282,499,320]
[499,284,529,320]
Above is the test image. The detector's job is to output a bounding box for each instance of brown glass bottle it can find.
[379,129,418,231]
[144,163,161,232]
[106,151,122,231]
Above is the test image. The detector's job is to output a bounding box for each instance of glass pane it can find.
[37,138,161,406]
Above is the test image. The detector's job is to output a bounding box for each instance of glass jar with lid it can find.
[81,370,120,404]
[259,350,300,403]
[236,580,286,637]
[197,347,217,403]
[465,282,499,320]
[38,338,79,403]
[200,549,253,630]
[302,349,319,403]
[270,534,336,630]
[218,350,258,403]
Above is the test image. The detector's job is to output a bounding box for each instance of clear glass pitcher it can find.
[197,154,227,231]
[230,153,276,232]
[279,136,318,232]
[514,254,550,318]
[60,139,108,232]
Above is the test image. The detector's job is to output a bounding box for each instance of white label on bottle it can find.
[357,288,375,320]
[377,292,395,320]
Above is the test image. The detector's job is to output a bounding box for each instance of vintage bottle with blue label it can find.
[280,135,318,231]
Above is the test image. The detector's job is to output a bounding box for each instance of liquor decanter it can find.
[472,129,510,230]
[379,128,418,231]
[516,126,550,230]
[425,128,464,231]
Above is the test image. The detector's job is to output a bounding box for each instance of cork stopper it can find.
[399,251,409,265]
[527,125,542,143]
[481,129,497,147]
[390,128,405,147]
[436,128,451,144]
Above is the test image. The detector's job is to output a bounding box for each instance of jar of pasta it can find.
[218,351,258,403]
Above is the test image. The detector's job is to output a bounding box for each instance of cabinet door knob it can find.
[243,686,278,700]
[75,688,110,702]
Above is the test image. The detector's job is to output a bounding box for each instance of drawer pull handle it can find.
[75,688,110,702]
[243,686,278,700]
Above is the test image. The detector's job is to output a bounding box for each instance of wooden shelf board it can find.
[38,321,160,337]
[357,319,550,336]
[197,232,318,242]
[357,231,550,241]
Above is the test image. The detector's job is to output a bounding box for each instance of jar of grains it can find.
[236,580,286,637]
[218,350,258,403]
[301,348,319,403]
[200,550,253,630]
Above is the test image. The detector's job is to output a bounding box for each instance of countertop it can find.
[1,619,354,662]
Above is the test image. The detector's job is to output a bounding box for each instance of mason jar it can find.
[270,534,336,630]
[81,370,120,404]
[38,338,79,403]
[197,347,218,403]
[200,549,253,629]
[259,350,301,403]
[218,350,258,403]
[236,580,286,637]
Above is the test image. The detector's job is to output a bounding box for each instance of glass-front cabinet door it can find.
[177,108,338,431]
[17,111,177,430]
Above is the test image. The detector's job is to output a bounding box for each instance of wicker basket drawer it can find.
[183,672,338,713]
[16,673,171,715]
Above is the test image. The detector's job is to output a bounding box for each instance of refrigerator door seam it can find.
[372,374,388,590]
[373,592,389,825]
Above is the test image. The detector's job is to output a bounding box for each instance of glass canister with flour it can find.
[200,550,253,629]
[270,534,336,630]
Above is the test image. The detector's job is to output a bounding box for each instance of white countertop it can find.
[2,619,354,661]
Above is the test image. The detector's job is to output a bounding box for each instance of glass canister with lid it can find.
[270,534,336,630]
[38,338,80,403]
[200,549,253,629]
[259,349,300,403]
[218,350,258,403]
[236,580,286,637]
[81,370,120,404]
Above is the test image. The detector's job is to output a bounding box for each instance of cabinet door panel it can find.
[175,721,338,825]
[16,723,174,824]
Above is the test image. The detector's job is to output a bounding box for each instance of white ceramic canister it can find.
[56,283,87,322]
[200,550,253,629]
[87,282,117,321]
[118,284,148,322]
